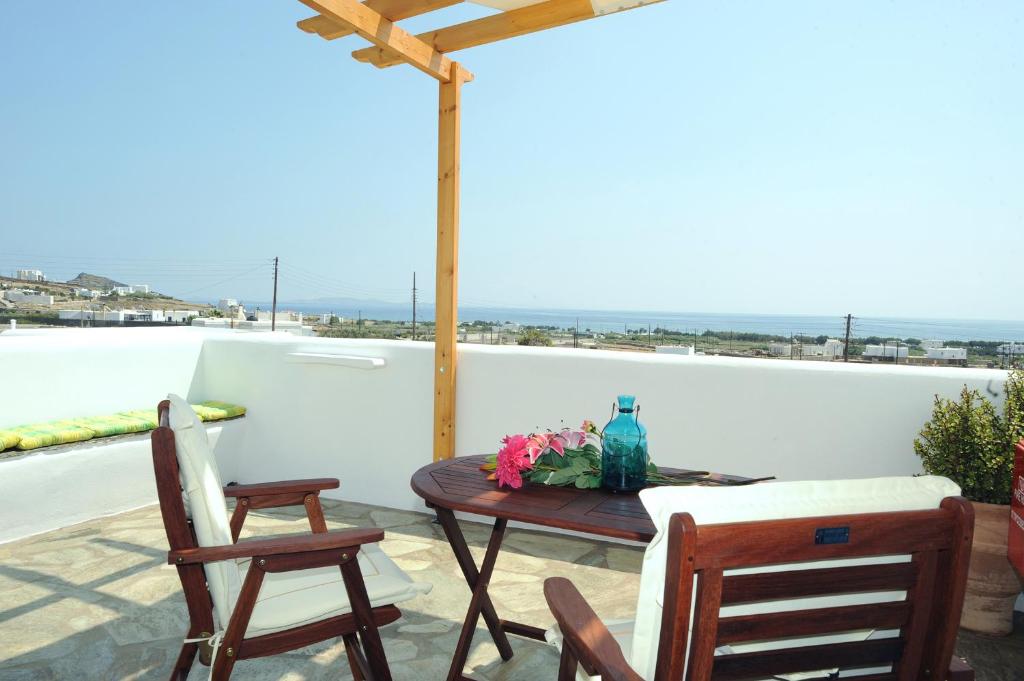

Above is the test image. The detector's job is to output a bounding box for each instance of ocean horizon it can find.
[229,300,1024,342]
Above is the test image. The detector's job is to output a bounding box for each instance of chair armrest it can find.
[544,577,643,681]
[223,478,340,497]
[168,527,383,565]
[947,657,974,681]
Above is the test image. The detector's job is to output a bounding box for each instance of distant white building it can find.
[797,339,845,358]
[58,310,130,322]
[655,345,696,356]
[112,286,132,296]
[164,310,199,324]
[864,344,909,359]
[926,347,967,361]
[74,288,102,299]
[318,313,334,325]
[131,284,150,294]
[920,340,944,350]
[4,289,54,306]
[997,342,1024,357]
[218,299,239,313]
[15,269,45,282]
[823,339,845,358]
[768,342,792,357]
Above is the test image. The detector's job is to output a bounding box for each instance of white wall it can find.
[0,330,1012,538]
[0,422,242,543]
[0,327,208,424]
[190,337,1008,511]
[457,345,1005,483]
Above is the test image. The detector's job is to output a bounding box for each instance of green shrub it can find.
[517,328,553,347]
[914,369,1024,505]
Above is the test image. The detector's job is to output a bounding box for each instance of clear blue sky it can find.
[1,1,1021,318]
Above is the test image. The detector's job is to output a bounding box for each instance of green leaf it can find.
[570,457,591,475]
[546,468,576,486]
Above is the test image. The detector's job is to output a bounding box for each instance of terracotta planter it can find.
[961,501,1024,635]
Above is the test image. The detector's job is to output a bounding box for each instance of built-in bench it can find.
[0,401,246,455]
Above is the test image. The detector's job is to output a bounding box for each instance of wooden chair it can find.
[545,479,977,681]
[152,395,430,681]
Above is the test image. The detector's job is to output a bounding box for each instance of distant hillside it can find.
[66,272,126,290]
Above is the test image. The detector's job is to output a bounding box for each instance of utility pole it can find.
[412,271,417,341]
[648,323,652,347]
[574,317,579,349]
[843,313,852,362]
[271,256,279,332]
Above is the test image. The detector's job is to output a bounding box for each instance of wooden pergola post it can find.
[433,62,465,461]
[296,0,659,463]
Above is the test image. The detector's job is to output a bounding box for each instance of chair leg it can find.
[340,558,392,681]
[343,633,369,681]
[558,644,579,681]
[169,640,198,681]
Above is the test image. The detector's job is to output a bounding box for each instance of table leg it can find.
[435,509,514,680]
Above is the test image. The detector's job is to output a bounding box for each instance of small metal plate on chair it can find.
[814,526,850,545]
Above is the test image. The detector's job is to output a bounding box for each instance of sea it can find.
[232,301,1024,342]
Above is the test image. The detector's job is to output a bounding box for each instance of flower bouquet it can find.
[481,420,707,489]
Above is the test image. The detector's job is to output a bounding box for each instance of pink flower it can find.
[496,434,532,488]
[559,428,587,450]
[525,433,550,463]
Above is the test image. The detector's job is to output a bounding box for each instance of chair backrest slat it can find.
[654,497,974,681]
[693,509,956,569]
[720,561,917,605]
[716,600,911,645]
[709,638,902,681]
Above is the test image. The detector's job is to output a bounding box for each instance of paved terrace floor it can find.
[0,500,1021,681]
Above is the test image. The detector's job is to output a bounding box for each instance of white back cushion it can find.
[630,476,961,680]
[168,393,241,630]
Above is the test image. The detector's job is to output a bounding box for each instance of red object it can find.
[1010,440,1024,580]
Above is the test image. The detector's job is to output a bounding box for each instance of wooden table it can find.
[411,455,755,681]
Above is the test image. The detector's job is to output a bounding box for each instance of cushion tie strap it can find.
[184,630,225,680]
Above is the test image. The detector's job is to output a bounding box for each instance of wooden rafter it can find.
[298,0,464,41]
[351,0,663,68]
[297,0,473,82]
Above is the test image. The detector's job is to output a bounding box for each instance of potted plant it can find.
[915,369,1024,635]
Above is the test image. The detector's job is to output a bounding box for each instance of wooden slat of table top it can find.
[411,455,752,543]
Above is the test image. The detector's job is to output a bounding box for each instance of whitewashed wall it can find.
[0,327,208,424]
[192,337,1008,511]
[0,330,1010,541]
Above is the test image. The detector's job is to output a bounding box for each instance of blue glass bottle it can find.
[601,395,648,493]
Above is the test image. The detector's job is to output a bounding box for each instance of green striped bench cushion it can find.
[1,401,246,452]
[13,421,96,450]
[191,401,247,421]
[0,431,20,451]
[70,414,157,438]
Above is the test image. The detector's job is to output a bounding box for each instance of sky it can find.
[1,1,1021,319]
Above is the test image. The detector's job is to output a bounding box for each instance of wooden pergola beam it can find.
[298,0,463,41]
[352,0,662,68]
[297,0,472,82]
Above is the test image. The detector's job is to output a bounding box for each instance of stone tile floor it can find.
[0,499,1020,680]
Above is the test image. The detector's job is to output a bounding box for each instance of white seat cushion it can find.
[239,542,432,638]
[168,393,240,631]
[545,619,635,681]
